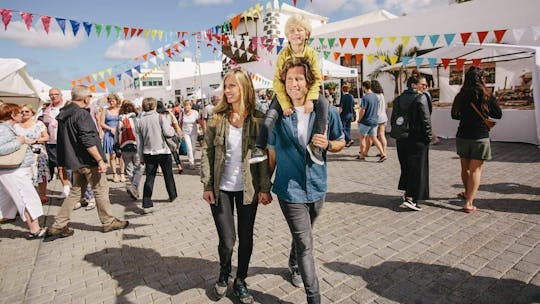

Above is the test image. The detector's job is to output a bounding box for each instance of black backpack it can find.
[390,95,415,139]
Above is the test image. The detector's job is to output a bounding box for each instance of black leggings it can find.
[211,190,258,279]
[256,94,329,149]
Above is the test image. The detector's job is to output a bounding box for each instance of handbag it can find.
[470,102,496,130]
[159,114,180,151]
[0,144,28,169]
[179,139,188,155]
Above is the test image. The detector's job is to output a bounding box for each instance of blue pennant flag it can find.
[415,35,425,46]
[428,58,437,69]
[125,70,133,78]
[401,56,411,67]
[56,18,66,35]
[444,33,456,46]
[70,20,80,36]
[429,34,440,46]
[415,57,424,68]
[83,22,92,37]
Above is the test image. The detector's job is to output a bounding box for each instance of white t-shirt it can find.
[376,93,388,124]
[182,110,200,135]
[295,106,310,147]
[219,125,243,192]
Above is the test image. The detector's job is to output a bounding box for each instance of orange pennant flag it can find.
[339,38,347,47]
[362,37,370,48]
[77,79,83,85]
[85,76,91,83]
[98,81,106,90]
[231,14,241,31]
[108,77,116,86]
[89,84,96,93]
[130,28,137,37]
[350,38,359,49]
[494,29,506,43]
[476,31,488,44]
[456,58,466,70]
[71,80,76,87]
[333,52,341,61]
[143,54,148,61]
[137,28,143,36]
[344,53,352,64]
[123,27,129,39]
[355,54,363,64]
[441,58,452,69]
[472,58,482,67]
[460,32,472,45]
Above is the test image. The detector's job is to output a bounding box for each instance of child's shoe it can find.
[249,148,268,164]
[307,143,324,165]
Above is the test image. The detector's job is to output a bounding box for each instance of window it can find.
[142,77,163,87]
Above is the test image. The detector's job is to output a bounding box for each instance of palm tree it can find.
[368,44,418,95]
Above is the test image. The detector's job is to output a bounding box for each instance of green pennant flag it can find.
[318,38,325,47]
[323,51,330,59]
[95,24,102,37]
[308,38,314,46]
[114,26,121,39]
[327,38,336,48]
[105,25,112,38]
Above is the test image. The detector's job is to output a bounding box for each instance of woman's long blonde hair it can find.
[211,68,256,124]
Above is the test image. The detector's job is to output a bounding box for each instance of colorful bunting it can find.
[476,31,488,44]
[429,34,439,46]
[415,57,424,68]
[427,58,437,69]
[401,36,411,47]
[327,38,336,48]
[105,25,112,38]
[333,52,341,61]
[362,37,370,48]
[40,15,51,34]
[460,32,472,45]
[441,58,452,69]
[98,81,106,90]
[374,37,383,47]
[339,38,347,47]
[415,35,426,46]
[389,55,398,65]
[401,56,411,67]
[0,9,12,30]
[70,20,80,36]
[456,58,466,70]
[350,37,359,49]
[443,33,455,46]
[95,24,102,37]
[19,12,33,31]
[83,21,92,37]
[472,58,482,67]
[354,54,363,64]
[344,53,352,64]
[494,29,506,43]
[367,54,375,64]
[56,18,66,35]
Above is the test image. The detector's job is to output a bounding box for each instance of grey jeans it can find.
[122,151,142,188]
[279,198,324,304]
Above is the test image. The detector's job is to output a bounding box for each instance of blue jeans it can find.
[340,113,353,143]
[279,199,323,304]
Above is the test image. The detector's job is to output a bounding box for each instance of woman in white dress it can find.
[180,100,201,169]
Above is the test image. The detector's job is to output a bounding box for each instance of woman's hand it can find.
[17,136,26,144]
[258,192,272,205]
[203,191,216,205]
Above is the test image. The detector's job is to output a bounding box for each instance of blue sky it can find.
[0,0,447,88]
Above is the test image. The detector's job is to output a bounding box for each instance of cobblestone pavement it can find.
[1,138,539,304]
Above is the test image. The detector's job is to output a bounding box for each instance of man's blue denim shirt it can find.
[268,106,344,203]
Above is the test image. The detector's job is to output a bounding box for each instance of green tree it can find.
[368,44,418,95]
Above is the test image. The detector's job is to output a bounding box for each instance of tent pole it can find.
[356,76,361,101]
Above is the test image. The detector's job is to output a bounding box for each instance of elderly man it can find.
[46,85,128,240]
[268,58,345,304]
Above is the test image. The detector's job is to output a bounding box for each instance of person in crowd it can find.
[268,58,345,304]
[116,100,143,200]
[393,76,432,211]
[46,85,129,239]
[138,97,178,214]
[412,70,440,145]
[180,99,201,170]
[256,89,272,114]
[371,79,388,156]
[172,100,182,121]
[156,100,184,174]
[338,84,355,147]
[0,102,47,239]
[14,104,50,204]
[451,66,502,213]
[251,14,327,166]
[42,87,70,197]
[356,81,386,162]
[201,68,272,304]
[100,93,125,183]
[201,94,219,134]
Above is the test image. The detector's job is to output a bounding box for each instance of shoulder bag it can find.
[159,114,180,152]
[0,144,28,169]
[470,102,496,130]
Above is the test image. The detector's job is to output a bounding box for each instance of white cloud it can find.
[104,37,151,59]
[0,21,86,48]
[177,0,232,7]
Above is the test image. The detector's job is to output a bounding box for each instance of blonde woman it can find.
[180,99,201,169]
[14,105,50,203]
[100,93,125,182]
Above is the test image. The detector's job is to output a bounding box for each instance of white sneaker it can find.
[73,201,82,210]
[143,207,153,214]
[85,198,96,210]
[403,199,422,211]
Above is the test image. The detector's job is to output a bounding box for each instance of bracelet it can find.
[326,141,333,151]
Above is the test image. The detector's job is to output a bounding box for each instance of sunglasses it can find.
[21,110,32,113]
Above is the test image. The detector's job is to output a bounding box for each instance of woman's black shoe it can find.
[233,278,254,304]
[214,271,229,299]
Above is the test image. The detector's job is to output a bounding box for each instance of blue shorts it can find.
[358,123,377,136]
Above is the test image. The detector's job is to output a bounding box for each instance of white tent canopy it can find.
[0,58,44,109]
[321,59,358,78]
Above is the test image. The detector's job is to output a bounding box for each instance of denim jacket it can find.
[269,106,344,203]
[0,122,33,169]
[200,110,271,205]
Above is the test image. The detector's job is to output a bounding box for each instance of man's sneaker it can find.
[46,226,74,239]
[103,218,129,233]
[307,143,324,166]
[214,272,229,299]
[127,186,139,200]
[142,207,153,214]
[399,194,408,208]
[249,148,267,164]
[403,199,422,211]
[289,266,304,288]
[233,278,254,304]
[85,198,96,211]
[345,140,354,147]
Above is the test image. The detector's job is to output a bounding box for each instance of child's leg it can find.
[255,97,283,149]
[313,94,329,136]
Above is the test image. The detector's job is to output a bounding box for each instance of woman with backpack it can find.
[116,101,142,200]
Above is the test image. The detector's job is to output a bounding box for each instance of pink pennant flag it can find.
[40,15,51,33]
[19,11,34,30]
[0,9,12,30]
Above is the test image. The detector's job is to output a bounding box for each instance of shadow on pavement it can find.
[85,245,293,304]
[325,260,540,304]
[478,182,540,195]
[446,197,540,215]
[325,192,406,212]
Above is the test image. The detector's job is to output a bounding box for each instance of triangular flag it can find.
[56,18,66,35]
[327,38,336,48]
[278,37,285,46]
[494,29,506,43]
[476,31,488,44]
[0,9,12,30]
[143,54,148,61]
[70,20,80,36]
[415,57,424,68]
[123,27,129,39]
[77,79,82,85]
[354,54,363,64]
[401,36,411,47]
[415,35,426,46]
[83,22,92,37]
[114,26,121,39]
[98,81,106,90]
[402,56,411,67]
[339,38,347,47]
[95,24,102,37]
[158,30,163,41]
[389,55,399,65]
[134,65,141,73]
[460,32,472,45]
[92,73,98,81]
[428,34,439,46]
[105,25,112,38]
[307,37,314,46]
[144,29,150,38]
[323,51,331,60]
[374,37,383,47]
[512,28,526,42]
[108,77,116,86]
[136,28,143,37]
[443,33,455,46]
[251,37,258,50]
[472,58,482,67]
[344,53,352,64]
[85,76,91,83]
[106,68,112,76]
[276,45,283,54]
[362,37,370,48]
[125,70,133,78]
[377,55,387,63]
[388,36,396,44]
[456,58,466,70]
[441,58,452,69]
[71,81,76,87]
[89,84,96,93]
[130,28,137,37]
[40,16,51,34]
[427,58,437,69]
[230,14,241,31]
[151,29,157,40]
[20,12,33,31]
[150,50,157,57]
[318,38,326,47]
[350,37,359,49]
[333,52,341,61]
[532,26,540,40]
[98,71,105,79]
[367,54,375,64]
